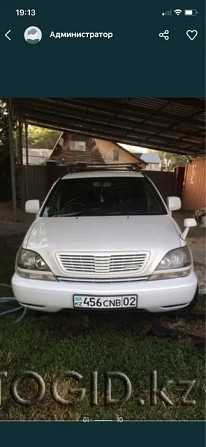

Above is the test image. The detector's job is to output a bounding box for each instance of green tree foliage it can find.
[0,106,60,201]
[147,149,190,171]
[24,126,61,149]
[159,152,190,171]
[0,100,16,201]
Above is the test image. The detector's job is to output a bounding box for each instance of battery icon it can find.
[184,9,198,16]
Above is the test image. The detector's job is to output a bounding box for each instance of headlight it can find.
[17,248,49,270]
[149,246,192,280]
[155,246,191,270]
[16,248,56,281]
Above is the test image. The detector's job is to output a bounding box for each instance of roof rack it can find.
[62,162,143,173]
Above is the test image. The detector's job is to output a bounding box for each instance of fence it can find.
[182,158,206,211]
[15,160,206,213]
[145,171,174,201]
[20,164,176,205]
[21,165,48,203]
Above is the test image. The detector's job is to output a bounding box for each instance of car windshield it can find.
[41,176,167,217]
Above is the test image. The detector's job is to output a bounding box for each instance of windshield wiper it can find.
[49,208,102,217]
[48,208,162,217]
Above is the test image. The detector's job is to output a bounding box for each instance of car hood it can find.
[23,215,182,276]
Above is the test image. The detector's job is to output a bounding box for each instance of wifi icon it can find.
[174,9,182,15]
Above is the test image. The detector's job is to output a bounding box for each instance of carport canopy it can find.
[8,97,205,222]
[12,98,205,157]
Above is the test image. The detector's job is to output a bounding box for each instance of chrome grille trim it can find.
[57,276,148,283]
[56,252,150,278]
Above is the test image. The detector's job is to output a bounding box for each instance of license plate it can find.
[73,295,137,309]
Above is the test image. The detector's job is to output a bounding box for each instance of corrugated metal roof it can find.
[140,153,161,164]
[12,98,205,157]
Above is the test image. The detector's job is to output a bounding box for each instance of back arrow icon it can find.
[5,30,11,40]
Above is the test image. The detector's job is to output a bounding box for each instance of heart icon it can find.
[186,30,198,41]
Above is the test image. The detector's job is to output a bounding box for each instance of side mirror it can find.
[25,200,40,214]
[167,196,181,212]
[181,218,197,240]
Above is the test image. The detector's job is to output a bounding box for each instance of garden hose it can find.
[0,283,27,322]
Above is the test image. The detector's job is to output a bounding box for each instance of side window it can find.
[113,149,119,161]
[70,141,86,151]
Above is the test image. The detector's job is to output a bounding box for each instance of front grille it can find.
[57,276,148,283]
[56,252,149,278]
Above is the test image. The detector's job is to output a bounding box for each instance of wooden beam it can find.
[8,98,17,223]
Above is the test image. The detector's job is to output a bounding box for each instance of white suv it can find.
[12,166,198,313]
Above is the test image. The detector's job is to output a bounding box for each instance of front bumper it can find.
[12,271,198,313]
